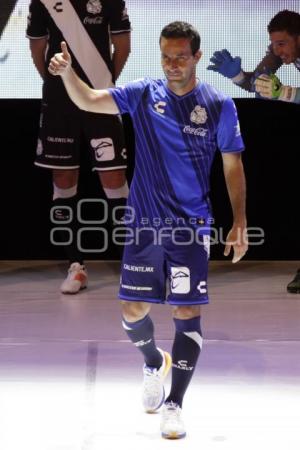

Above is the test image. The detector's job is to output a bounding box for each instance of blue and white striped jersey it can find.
[110,78,244,230]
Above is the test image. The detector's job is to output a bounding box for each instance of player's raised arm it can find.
[48,42,119,114]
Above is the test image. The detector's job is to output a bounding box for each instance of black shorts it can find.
[35,102,127,171]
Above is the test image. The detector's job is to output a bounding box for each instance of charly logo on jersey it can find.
[153,101,167,114]
[91,138,115,161]
[53,2,63,13]
[190,105,207,125]
[86,0,102,14]
[170,267,190,294]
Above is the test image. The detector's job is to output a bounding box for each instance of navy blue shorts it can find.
[119,228,210,305]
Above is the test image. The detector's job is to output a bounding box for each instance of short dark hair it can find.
[160,21,200,55]
[268,10,300,35]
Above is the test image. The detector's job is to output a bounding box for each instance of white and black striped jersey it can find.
[26,0,131,107]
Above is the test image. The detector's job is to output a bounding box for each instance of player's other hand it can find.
[224,224,248,263]
[48,41,72,77]
[207,49,242,79]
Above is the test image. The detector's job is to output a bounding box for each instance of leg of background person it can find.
[98,169,129,253]
[52,169,87,294]
[287,268,300,293]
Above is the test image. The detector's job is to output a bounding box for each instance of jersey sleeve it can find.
[108,0,131,34]
[26,0,48,39]
[217,97,245,153]
[108,78,148,114]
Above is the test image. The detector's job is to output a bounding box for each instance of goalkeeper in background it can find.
[208,9,300,294]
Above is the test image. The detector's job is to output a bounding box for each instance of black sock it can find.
[122,315,163,368]
[165,316,203,408]
[52,196,84,265]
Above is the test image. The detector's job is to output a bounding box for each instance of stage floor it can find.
[0,260,299,450]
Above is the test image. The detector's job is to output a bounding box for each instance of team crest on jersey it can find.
[86,0,102,15]
[190,105,207,125]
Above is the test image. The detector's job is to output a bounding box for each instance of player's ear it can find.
[194,50,202,63]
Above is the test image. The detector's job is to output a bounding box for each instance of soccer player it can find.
[49,21,248,438]
[208,9,300,293]
[26,0,131,293]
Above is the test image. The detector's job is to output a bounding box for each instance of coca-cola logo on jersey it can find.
[84,16,103,25]
[86,0,102,15]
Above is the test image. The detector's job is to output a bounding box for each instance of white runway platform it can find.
[0,260,299,450]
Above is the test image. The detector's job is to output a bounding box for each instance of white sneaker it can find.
[60,263,88,294]
[160,402,186,439]
[142,348,172,413]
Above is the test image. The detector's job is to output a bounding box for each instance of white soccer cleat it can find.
[142,348,172,413]
[160,402,186,439]
[60,262,88,294]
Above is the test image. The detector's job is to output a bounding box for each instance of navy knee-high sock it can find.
[165,316,203,408]
[122,315,163,368]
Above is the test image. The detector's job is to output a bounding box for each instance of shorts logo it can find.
[91,138,115,161]
[86,0,102,14]
[197,281,207,294]
[190,105,207,125]
[170,267,190,294]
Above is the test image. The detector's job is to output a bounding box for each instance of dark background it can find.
[0,98,299,260]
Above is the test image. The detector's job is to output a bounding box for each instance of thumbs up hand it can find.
[48,41,72,77]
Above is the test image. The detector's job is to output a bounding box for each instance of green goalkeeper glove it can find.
[254,73,296,102]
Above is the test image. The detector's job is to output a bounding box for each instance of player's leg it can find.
[161,231,209,438]
[119,229,171,412]
[160,305,202,439]
[35,103,85,293]
[52,168,88,294]
[84,112,129,245]
[287,268,300,293]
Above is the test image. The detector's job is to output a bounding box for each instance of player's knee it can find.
[53,169,79,190]
[121,301,151,322]
[172,305,201,320]
[100,170,128,195]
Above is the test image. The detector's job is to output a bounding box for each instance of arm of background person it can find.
[207,46,282,92]
[238,47,283,91]
[29,37,48,80]
[49,42,119,114]
[111,32,131,80]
